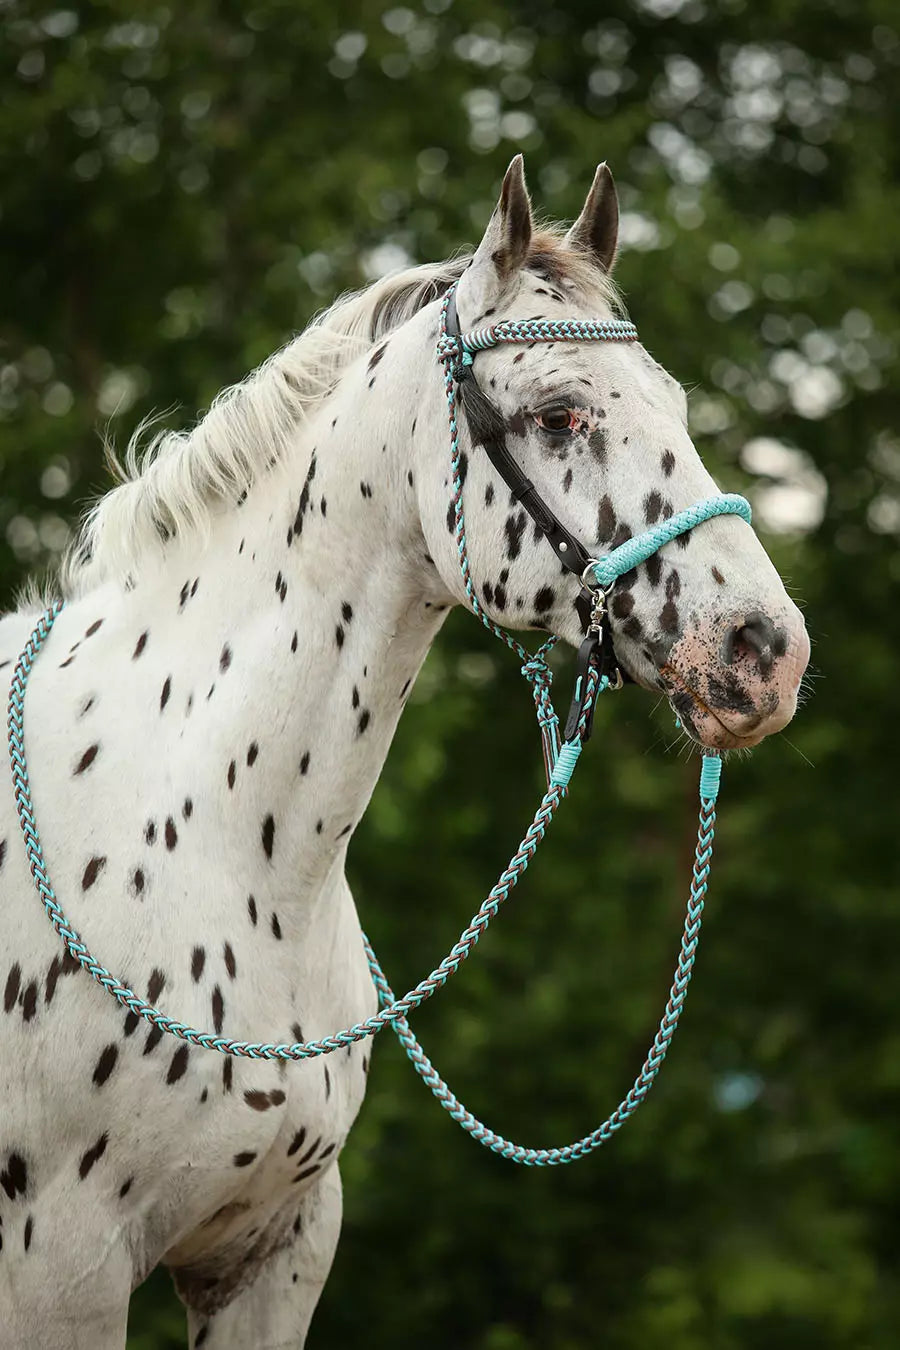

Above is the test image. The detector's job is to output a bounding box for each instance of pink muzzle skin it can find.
[662,609,810,750]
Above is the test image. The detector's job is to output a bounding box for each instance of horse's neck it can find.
[119,327,450,912]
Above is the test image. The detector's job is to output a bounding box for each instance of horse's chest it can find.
[118,942,374,1243]
[147,1005,370,1281]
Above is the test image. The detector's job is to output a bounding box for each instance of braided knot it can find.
[520,657,551,690]
[435,333,463,366]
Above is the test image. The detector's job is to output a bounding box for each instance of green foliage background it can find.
[2,1,898,1346]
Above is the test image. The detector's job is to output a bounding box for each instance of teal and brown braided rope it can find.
[7,600,719,1163]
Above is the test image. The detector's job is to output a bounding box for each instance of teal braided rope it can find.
[8,601,581,1062]
[436,316,639,360]
[364,773,719,1164]
[591,495,752,589]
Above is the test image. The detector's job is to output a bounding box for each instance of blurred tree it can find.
[1,1,898,1347]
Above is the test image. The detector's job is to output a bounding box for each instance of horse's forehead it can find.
[501,270,685,402]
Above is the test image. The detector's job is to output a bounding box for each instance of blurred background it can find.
[2,1,898,1346]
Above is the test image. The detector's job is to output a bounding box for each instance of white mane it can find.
[60,234,619,599]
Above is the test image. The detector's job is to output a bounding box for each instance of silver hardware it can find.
[589,587,611,634]
[580,558,603,591]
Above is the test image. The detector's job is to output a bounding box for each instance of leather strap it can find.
[445,291,598,632]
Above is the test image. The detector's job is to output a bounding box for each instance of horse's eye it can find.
[533,407,575,434]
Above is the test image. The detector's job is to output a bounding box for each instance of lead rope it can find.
[7,605,718,1164]
[366,761,719,1164]
[370,294,720,1161]
[6,287,748,1162]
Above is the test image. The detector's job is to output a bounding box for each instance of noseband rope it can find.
[7,284,753,1164]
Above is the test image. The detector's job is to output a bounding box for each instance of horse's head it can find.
[421,157,809,750]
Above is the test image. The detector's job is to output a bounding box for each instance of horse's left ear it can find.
[566,163,619,274]
[458,155,534,317]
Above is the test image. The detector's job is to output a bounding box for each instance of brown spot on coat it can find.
[262,815,275,860]
[643,491,663,526]
[74,744,99,775]
[93,1044,118,1086]
[166,1045,190,1084]
[82,856,106,890]
[143,1025,163,1055]
[611,591,634,620]
[244,1089,286,1111]
[4,963,21,1013]
[597,495,616,544]
[0,1152,27,1199]
[660,602,680,634]
[287,1127,307,1157]
[78,1134,108,1179]
[44,957,60,1006]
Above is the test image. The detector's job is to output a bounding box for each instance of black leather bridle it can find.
[443,288,625,737]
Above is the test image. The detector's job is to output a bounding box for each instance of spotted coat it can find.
[0,159,807,1350]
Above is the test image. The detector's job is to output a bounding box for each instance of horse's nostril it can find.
[722,611,780,678]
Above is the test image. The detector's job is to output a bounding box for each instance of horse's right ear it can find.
[457,155,533,320]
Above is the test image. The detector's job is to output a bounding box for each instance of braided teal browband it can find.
[6,285,753,1165]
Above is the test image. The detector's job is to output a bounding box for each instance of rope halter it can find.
[436,279,752,785]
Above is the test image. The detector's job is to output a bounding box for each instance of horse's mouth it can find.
[658,664,770,750]
[610,648,758,748]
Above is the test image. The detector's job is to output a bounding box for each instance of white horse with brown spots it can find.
[0,159,808,1348]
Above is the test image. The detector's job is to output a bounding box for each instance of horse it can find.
[0,157,809,1348]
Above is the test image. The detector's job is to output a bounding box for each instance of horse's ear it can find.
[566,163,619,274]
[459,155,533,315]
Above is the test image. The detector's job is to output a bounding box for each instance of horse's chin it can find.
[610,652,783,750]
[658,670,797,751]
[668,699,766,750]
